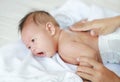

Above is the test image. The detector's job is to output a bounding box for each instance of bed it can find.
[0,0,120,82]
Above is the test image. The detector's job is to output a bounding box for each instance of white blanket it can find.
[0,0,120,82]
[0,41,120,82]
[0,40,83,82]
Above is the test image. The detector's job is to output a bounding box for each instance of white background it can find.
[0,0,120,47]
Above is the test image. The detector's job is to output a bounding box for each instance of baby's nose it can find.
[31,46,36,52]
[31,48,38,56]
[31,47,35,51]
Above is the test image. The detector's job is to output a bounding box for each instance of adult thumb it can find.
[90,30,98,36]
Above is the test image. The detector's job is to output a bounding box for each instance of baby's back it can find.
[58,29,101,65]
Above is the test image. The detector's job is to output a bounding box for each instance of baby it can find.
[19,10,102,65]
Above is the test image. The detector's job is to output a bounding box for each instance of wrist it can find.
[116,77,120,82]
[114,75,120,82]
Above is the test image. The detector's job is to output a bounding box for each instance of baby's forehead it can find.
[24,15,35,24]
[24,15,44,28]
[23,18,39,30]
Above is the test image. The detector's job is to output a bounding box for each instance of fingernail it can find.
[76,58,80,61]
[90,30,96,36]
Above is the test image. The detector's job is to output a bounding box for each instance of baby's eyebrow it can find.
[31,34,39,39]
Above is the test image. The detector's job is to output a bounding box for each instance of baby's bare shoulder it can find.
[59,30,76,48]
[58,30,79,54]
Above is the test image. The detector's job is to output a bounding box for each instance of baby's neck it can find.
[57,29,63,43]
[53,29,63,51]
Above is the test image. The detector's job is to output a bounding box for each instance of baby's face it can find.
[21,22,56,57]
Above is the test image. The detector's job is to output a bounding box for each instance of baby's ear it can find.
[45,22,55,36]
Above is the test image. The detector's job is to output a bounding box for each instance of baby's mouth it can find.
[36,52,46,57]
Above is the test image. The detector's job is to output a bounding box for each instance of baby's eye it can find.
[31,39,35,42]
[28,46,31,49]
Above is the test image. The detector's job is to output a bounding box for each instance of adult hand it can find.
[70,16,120,36]
[76,57,120,82]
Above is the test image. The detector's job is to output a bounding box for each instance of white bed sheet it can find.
[0,40,83,82]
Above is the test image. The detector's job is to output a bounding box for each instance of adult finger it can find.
[78,61,92,68]
[77,56,102,69]
[77,65,95,75]
[76,21,95,31]
[76,71,93,81]
[70,19,88,31]
[90,29,99,36]
[80,19,88,23]
[76,25,93,31]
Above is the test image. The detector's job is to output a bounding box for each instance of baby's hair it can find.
[18,10,59,32]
